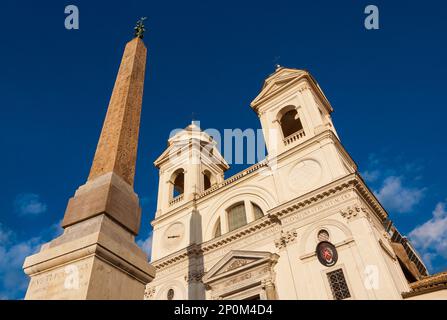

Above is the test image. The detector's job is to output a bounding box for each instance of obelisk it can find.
[22,19,155,300]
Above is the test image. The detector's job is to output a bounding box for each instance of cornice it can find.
[196,130,355,203]
[24,242,154,284]
[151,172,388,271]
[402,272,447,298]
[271,130,357,172]
[152,129,358,228]
[151,161,270,227]
[299,237,355,260]
[150,198,194,227]
[197,160,269,199]
[251,72,333,115]
[154,138,228,170]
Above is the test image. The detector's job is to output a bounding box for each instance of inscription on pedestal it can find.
[26,260,92,299]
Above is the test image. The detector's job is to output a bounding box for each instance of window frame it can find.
[321,264,354,300]
[226,202,248,232]
[169,168,185,201]
[252,202,264,220]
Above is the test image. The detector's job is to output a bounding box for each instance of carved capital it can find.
[274,230,298,249]
[261,278,275,288]
[340,205,367,221]
[144,286,155,300]
[298,85,311,93]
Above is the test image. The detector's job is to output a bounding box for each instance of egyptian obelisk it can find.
[22,19,155,299]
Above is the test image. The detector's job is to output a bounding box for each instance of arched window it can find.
[167,288,174,300]
[252,203,264,220]
[203,170,212,191]
[213,218,221,238]
[227,202,247,232]
[280,109,303,138]
[171,169,184,198]
[317,229,330,242]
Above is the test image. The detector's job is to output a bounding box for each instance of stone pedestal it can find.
[23,213,155,299]
[62,172,141,235]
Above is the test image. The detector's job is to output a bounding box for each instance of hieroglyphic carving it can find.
[184,270,205,283]
[88,38,147,186]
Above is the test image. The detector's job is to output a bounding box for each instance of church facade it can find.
[146,67,445,300]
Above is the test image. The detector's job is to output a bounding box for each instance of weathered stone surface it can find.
[23,215,155,300]
[88,37,146,187]
[62,172,141,235]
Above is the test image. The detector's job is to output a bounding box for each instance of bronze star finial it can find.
[134,17,148,39]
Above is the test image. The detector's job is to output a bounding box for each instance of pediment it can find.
[217,257,258,275]
[202,250,279,284]
[250,68,308,109]
[154,125,229,170]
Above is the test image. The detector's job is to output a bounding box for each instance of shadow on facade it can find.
[188,207,206,299]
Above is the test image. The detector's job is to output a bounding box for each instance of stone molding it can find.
[299,237,355,261]
[202,250,279,300]
[24,216,154,285]
[62,172,141,235]
[152,130,361,227]
[250,68,332,114]
[151,173,388,272]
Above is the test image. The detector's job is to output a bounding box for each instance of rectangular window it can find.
[326,269,351,300]
[227,203,247,232]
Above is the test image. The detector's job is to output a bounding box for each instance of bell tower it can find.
[251,66,339,158]
[151,122,228,260]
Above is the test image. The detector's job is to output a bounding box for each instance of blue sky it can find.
[0,0,446,299]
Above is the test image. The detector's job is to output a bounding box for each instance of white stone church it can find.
[145,67,446,300]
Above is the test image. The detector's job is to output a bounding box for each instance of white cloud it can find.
[14,193,47,216]
[0,219,63,300]
[374,176,424,213]
[137,232,153,259]
[0,224,13,245]
[0,224,44,300]
[409,202,447,264]
[362,169,380,183]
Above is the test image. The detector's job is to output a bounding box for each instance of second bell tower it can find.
[152,122,228,260]
[251,66,339,158]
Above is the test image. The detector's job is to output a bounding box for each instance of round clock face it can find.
[163,223,185,249]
